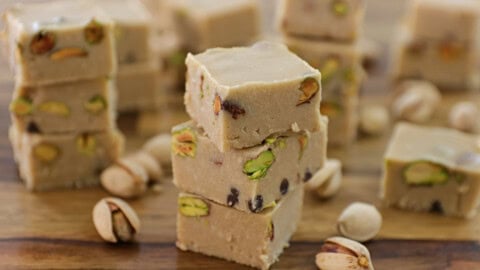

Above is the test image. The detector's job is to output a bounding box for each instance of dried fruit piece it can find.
[30,31,55,55]
[403,161,449,186]
[26,122,41,134]
[227,188,239,207]
[298,133,308,160]
[406,40,427,55]
[172,127,196,157]
[297,77,320,106]
[213,94,222,115]
[320,101,343,117]
[178,196,209,217]
[222,100,246,119]
[38,101,70,116]
[33,143,60,162]
[280,179,289,195]
[76,133,96,155]
[50,47,88,60]
[84,19,104,44]
[243,150,275,180]
[304,169,313,182]
[430,200,444,214]
[267,221,274,241]
[331,0,349,17]
[321,57,340,84]
[10,97,33,116]
[248,195,264,213]
[84,95,107,114]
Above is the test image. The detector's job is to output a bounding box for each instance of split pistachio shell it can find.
[100,159,149,199]
[92,197,140,243]
[316,236,374,270]
[359,105,389,136]
[126,152,164,182]
[449,101,478,132]
[143,133,172,166]
[337,202,382,242]
[305,159,342,199]
[392,80,441,123]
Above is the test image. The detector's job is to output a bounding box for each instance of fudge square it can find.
[176,187,304,270]
[172,119,327,213]
[185,41,323,151]
[9,126,124,191]
[10,78,115,134]
[3,0,116,86]
[97,0,153,65]
[170,0,260,53]
[284,36,362,146]
[391,27,477,90]
[407,0,480,42]
[382,123,480,218]
[277,0,367,42]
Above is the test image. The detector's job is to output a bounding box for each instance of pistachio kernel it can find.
[38,101,70,117]
[331,0,350,17]
[178,196,209,217]
[84,95,107,114]
[50,47,88,60]
[267,221,274,241]
[76,133,96,155]
[403,161,449,186]
[84,19,104,44]
[10,97,33,116]
[298,133,308,160]
[343,67,356,84]
[168,51,187,67]
[320,101,343,117]
[213,94,222,115]
[438,40,463,61]
[321,57,340,84]
[243,150,275,180]
[297,77,320,106]
[30,31,55,55]
[172,127,196,157]
[33,143,60,162]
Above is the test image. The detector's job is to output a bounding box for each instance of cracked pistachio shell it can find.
[337,202,382,242]
[143,134,172,165]
[316,236,374,270]
[126,152,164,182]
[100,160,149,199]
[92,197,140,243]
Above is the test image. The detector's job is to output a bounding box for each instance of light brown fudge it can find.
[117,60,159,112]
[10,78,115,134]
[170,0,260,53]
[9,126,124,191]
[3,0,116,86]
[277,0,366,42]
[176,187,304,270]
[382,123,480,218]
[97,0,153,65]
[284,36,362,146]
[391,27,478,90]
[185,42,323,151]
[172,119,326,213]
[406,0,480,42]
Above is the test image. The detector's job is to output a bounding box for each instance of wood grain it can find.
[0,0,479,269]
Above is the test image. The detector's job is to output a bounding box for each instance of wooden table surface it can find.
[0,0,480,269]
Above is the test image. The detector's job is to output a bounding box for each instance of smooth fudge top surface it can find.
[385,123,480,173]
[188,41,320,88]
[96,0,152,24]
[173,0,256,15]
[413,0,480,12]
[5,0,113,33]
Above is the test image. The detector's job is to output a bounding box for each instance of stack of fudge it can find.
[172,42,327,269]
[97,0,159,113]
[391,0,480,90]
[278,0,366,146]
[4,1,123,191]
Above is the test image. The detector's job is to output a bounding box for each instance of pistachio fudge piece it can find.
[284,36,362,146]
[177,187,304,270]
[10,78,115,134]
[407,0,480,42]
[3,0,116,86]
[9,126,124,191]
[382,123,480,218]
[172,119,326,213]
[391,27,478,90]
[117,60,159,112]
[170,0,260,53]
[152,33,186,92]
[185,42,323,151]
[277,0,367,42]
[97,0,153,65]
